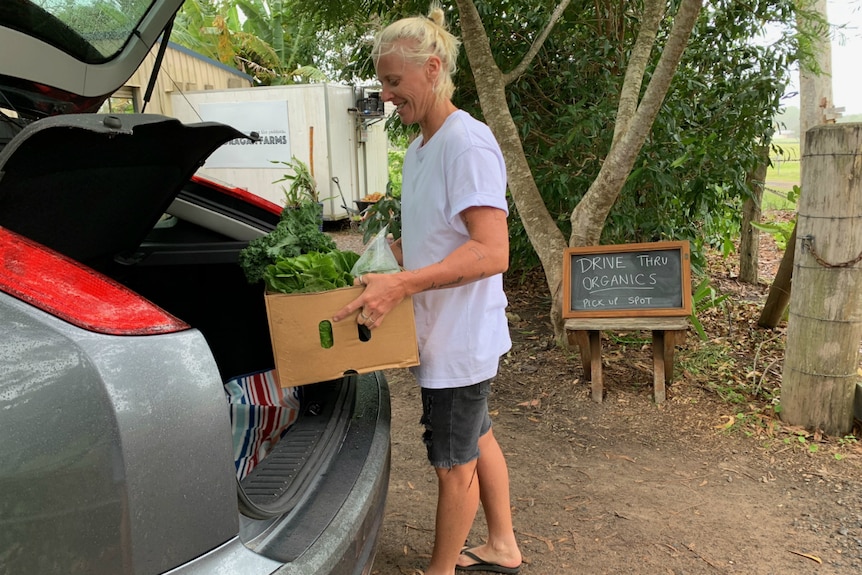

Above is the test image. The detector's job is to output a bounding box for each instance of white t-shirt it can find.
[401,110,512,389]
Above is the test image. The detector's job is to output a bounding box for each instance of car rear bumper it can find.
[164,372,391,575]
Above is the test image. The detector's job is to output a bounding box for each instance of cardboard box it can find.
[264,286,419,387]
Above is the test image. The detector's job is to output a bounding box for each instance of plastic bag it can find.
[350,225,401,277]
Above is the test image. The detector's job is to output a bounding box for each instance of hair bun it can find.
[427,7,447,28]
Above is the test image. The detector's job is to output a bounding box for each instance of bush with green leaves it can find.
[689,276,729,341]
[359,195,401,245]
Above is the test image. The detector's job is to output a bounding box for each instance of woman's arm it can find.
[333,205,508,328]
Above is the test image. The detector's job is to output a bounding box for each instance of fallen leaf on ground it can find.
[789,550,822,564]
[715,415,736,429]
[604,453,636,463]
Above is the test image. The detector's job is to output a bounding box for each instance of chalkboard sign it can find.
[562,241,692,318]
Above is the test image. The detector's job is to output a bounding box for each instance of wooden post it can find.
[309,126,314,177]
[781,123,862,436]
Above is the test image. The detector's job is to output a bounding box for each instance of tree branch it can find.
[612,0,664,146]
[628,0,702,142]
[503,0,572,85]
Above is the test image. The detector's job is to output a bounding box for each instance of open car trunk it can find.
[0,113,274,380]
[0,114,385,556]
[119,179,378,540]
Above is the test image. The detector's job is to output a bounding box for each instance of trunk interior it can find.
[97,188,356,524]
[110,218,274,381]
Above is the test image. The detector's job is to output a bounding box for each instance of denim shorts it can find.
[420,379,493,469]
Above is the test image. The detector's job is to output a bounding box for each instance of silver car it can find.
[0,2,390,574]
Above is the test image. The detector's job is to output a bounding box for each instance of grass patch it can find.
[677,341,741,402]
[764,137,800,209]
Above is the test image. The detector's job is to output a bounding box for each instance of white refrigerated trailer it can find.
[171,83,390,221]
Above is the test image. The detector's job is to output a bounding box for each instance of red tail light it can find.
[0,226,189,335]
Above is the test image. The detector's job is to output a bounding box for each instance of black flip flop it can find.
[456,550,521,574]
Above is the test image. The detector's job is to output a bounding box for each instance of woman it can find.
[333,5,522,574]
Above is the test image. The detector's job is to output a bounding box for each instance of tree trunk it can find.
[757,224,795,328]
[455,0,570,340]
[780,123,862,436]
[738,146,768,284]
[798,0,834,153]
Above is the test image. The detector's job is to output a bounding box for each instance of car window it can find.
[27,0,156,62]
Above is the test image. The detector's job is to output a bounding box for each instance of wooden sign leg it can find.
[664,331,680,385]
[569,328,602,402]
[569,330,589,380]
[651,330,669,403]
[570,330,592,381]
[588,330,603,402]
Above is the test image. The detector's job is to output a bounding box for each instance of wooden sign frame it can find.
[562,241,692,319]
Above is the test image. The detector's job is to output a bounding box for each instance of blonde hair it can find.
[371,3,461,100]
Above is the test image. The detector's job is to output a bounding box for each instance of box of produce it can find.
[264,285,418,387]
[239,201,418,387]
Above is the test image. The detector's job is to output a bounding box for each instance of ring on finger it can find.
[359,311,370,320]
[358,275,365,285]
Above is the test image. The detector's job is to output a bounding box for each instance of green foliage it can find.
[238,201,336,283]
[272,156,320,205]
[47,0,145,57]
[387,146,407,198]
[689,276,729,341]
[601,0,799,266]
[360,195,402,244]
[495,0,802,271]
[751,219,792,251]
[173,0,329,85]
[263,250,360,293]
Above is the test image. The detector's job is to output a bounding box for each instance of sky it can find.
[783,0,862,115]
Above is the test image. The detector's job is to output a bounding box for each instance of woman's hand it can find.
[332,272,408,329]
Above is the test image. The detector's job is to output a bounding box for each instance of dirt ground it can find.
[330,220,862,575]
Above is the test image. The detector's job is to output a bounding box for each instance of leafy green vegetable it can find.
[318,320,334,349]
[263,250,361,294]
[239,201,336,284]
